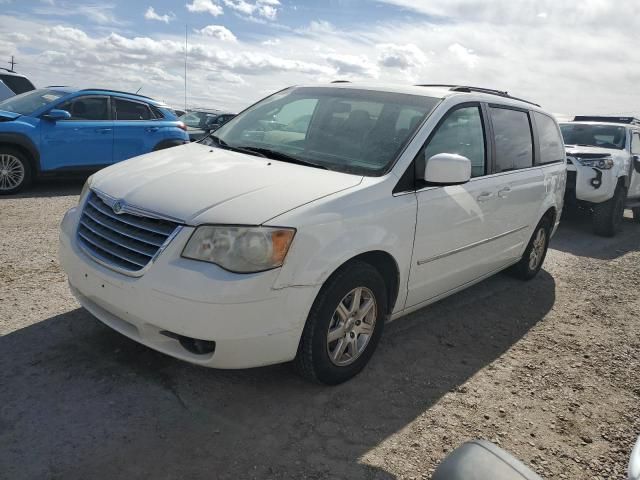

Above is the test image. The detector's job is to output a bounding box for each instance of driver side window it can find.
[57,96,109,121]
[423,105,486,178]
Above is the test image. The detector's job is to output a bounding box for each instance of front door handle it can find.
[145,127,159,133]
[497,186,512,198]
[477,192,494,202]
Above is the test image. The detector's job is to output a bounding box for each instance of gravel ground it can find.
[1,180,639,480]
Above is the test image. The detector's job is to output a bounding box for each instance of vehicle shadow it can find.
[551,209,640,260]
[0,271,555,480]
[1,177,85,199]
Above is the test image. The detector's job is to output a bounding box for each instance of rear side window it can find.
[534,112,564,164]
[632,132,640,155]
[58,96,110,121]
[490,107,533,172]
[0,74,35,94]
[423,105,486,178]
[114,98,152,120]
[150,105,165,119]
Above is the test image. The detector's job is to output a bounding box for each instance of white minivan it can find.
[59,84,566,384]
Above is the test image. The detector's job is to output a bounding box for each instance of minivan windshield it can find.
[560,123,627,150]
[213,87,440,175]
[0,89,66,115]
[180,111,219,129]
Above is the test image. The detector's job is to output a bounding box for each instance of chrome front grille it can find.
[77,191,180,275]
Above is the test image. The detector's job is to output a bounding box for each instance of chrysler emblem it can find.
[112,200,124,214]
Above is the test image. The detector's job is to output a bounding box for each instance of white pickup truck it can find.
[560,116,640,236]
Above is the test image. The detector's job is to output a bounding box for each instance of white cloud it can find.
[186,0,224,17]
[447,43,479,69]
[198,25,237,42]
[144,6,175,23]
[222,0,280,20]
[261,38,280,46]
[377,43,428,70]
[324,54,379,78]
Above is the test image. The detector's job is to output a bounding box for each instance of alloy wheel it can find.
[528,228,546,271]
[0,154,25,192]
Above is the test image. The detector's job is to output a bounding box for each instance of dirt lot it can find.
[1,180,639,480]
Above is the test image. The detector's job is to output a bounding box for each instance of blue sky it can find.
[1,1,638,115]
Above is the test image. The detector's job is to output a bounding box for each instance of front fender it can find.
[271,182,417,315]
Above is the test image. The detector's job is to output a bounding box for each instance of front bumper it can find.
[565,163,617,204]
[59,206,318,369]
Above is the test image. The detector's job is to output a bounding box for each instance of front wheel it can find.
[510,219,550,280]
[632,207,640,223]
[593,185,626,237]
[294,261,387,385]
[0,149,32,195]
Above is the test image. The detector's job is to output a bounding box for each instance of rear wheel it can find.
[0,149,32,195]
[510,218,551,280]
[593,185,626,237]
[633,207,640,223]
[294,261,387,385]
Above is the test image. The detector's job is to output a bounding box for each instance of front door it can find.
[39,95,113,171]
[406,103,509,308]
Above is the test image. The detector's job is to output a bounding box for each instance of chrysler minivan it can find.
[59,83,566,384]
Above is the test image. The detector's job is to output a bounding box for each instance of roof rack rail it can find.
[416,84,540,107]
[573,115,640,126]
[331,80,351,83]
[78,88,154,100]
[46,85,70,88]
[0,67,17,73]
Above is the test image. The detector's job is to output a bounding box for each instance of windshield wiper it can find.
[208,135,268,158]
[235,146,328,170]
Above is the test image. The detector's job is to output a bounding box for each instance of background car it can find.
[179,108,236,142]
[0,87,189,194]
[0,69,35,101]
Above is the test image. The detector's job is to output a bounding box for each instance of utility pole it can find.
[8,56,16,72]
[184,25,188,112]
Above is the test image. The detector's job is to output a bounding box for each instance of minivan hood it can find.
[92,143,363,225]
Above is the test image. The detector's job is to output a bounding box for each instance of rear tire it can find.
[510,218,551,281]
[593,185,626,237]
[294,261,387,385]
[0,148,32,195]
[633,207,640,223]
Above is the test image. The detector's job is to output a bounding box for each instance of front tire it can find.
[510,218,551,280]
[0,149,32,195]
[294,261,387,385]
[632,207,640,223]
[593,185,626,237]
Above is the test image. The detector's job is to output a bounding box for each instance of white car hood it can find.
[565,145,624,157]
[92,143,363,225]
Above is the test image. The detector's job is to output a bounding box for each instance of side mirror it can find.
[629,436,640,480]
[423,153,471,185]
[42,109,71,121]
[633,155,640,174]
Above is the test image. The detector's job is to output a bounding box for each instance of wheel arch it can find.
[153,138,188,151]
[318,250,401,316]
[0,133,39,173]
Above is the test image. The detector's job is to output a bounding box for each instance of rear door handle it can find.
[497,187,512,198]
[95,128,112,134]
[477,192,494,202]
[145,127,159,133]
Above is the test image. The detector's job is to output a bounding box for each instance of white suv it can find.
[560,116,640,236]
[59,84,566,384]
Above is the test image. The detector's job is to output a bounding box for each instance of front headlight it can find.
[182,225,296,273]
[79,174,94,205]
[578,157,614,169]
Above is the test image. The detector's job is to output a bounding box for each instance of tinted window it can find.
[0,89,65,115]
[491,107,533,172]
[57,96,109,121]
[115,99,152,120]
[0,74,35,94]
[632,132,640,155]
[214,87,439,176]
[150,105,165,119]
[423,106,486,178]
[534,112,564,164]
[560,123,626,150]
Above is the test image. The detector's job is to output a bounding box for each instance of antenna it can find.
[184,24,188,112]
[135,86,142,94]
[8,55,16,72]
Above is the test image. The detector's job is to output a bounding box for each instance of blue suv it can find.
[0,88,189,194]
